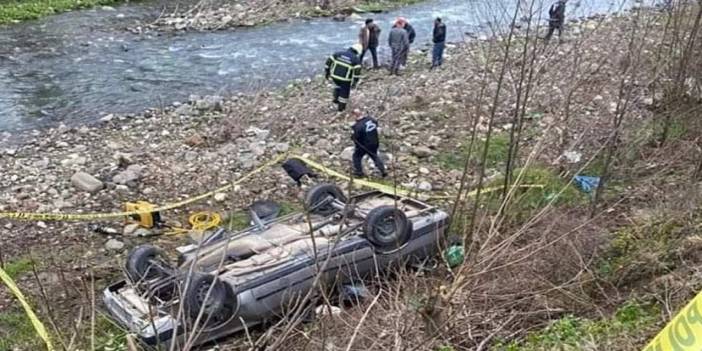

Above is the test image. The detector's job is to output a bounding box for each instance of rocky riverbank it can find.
[0,7,670,350]
[134,0,423,32]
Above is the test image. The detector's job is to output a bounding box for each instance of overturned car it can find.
[103,183,450,346]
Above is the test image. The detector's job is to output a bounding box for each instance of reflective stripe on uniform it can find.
[330,59,356,82]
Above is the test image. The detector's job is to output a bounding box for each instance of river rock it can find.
[185,133,206,147]
[113,165,144,185]
[418,181,433,192]
[105,239,125,251]
[249,142,266,156]
[123,223,140,236]
[195,95,224,111]
[275,142,290,153]
[412,146,433,158]
[71,172,104,193]
[341,147,355,161]
[245,127,270,141]
[214,193,228,202]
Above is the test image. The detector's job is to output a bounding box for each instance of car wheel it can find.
[364,206,411,253]
[305,183,347,216]
[184,273,232,322]
[126,245,170,282]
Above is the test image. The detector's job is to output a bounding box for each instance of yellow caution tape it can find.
[0,152,544,223]
[0,266,54,351]
[644,290,702,351]
[292,155,544,199]
[0,154,286,222]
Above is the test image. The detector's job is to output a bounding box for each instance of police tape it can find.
[0,266,54,351]
[0,153,544,223]
[0,154,287,222]
[644,290,702,351]
[292,155,544,199]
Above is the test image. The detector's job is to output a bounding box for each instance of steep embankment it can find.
[1,5,701,350]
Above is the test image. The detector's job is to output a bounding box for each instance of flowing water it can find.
[0,0,645,132]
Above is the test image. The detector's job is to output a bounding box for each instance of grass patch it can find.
[223,200,301,231]
[493,300,659,350]
[0,0,129,24]
[0,310,41,350]
[480,167,585,222]
[2,257,34,279]
[595,217,692,287]
[437,134,511,171]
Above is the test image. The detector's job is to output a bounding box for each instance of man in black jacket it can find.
[325,44,364,112]
[431,17,447,69]
[545,0,567,42]
[351,109,386,178]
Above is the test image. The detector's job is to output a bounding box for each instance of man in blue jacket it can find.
[351,109,387,178]
[325,44,364,112]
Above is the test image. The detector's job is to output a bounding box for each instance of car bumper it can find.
[103,281,177,345]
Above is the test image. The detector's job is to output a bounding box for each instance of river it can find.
[0,0,643,132]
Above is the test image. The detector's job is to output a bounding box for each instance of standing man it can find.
[431,17,447,69]
[388,19,409,76]
[325,43,364,112]
[351,109,387,178]
[398,17,416,68]
[359,18,381,68]
[545,0,567,42]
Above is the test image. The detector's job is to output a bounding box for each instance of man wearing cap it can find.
[325,43,364,112]
[351,109,387,178]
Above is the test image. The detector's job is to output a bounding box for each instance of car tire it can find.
[184,273,232,322]
[364,206,411,253]
[305,183,347,216]
[126,245,169,282]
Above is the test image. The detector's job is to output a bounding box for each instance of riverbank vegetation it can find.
[0,0,130,24]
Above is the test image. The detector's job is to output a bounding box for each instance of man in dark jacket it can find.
[325,44,363,112]
[431,17,447,69]
[351,109,386,178]
[545,0,567,42]
[359,18,381,68]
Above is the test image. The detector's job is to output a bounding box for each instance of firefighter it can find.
[325,43,364,112]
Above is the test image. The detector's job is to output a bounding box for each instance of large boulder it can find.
[71,172,104,193]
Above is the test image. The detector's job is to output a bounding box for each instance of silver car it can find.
[103,183,450,346]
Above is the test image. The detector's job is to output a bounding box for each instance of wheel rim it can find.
[195,282,217,314]
[374,214,399,243]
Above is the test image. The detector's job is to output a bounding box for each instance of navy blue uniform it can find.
[351,115,386,177]
[325,48,363,111]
